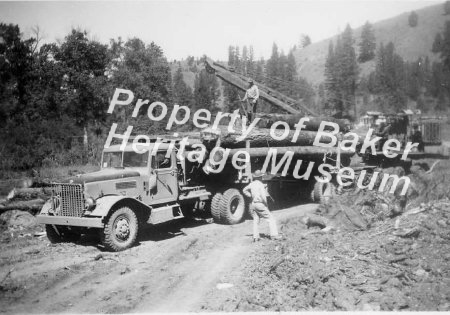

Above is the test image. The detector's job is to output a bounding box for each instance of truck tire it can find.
[313,180,336,205]
[219,188,245,225]
[45,225,80,243]
[101,206,138,251]
[211,192,223,223]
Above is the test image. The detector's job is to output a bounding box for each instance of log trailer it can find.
[36,60,354,251]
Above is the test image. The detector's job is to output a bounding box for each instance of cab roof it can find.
[103,142,172,153]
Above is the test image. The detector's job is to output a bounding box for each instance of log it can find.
[256,113,349,131]
[7,187,53,201]
[201,125,334,149]
[228,146,354,160]
[0,198,45,212]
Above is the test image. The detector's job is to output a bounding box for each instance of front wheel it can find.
[101,207,138,251]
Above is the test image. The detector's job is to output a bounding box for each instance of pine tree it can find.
[300,34,311,48]
[227,46,235,66]
[444,1,450,15]
[358,21,376,63]
[234,46,241,72]
[373,42,407,112]
[408,11,419,27]
[266,43,280,89]
[254,58,264,84]
[193,69,219,113]
[432,33,443,53]
[247,46,255,77]
[438,21,450,71]
[172,65,193,108]
[242,46,248,75]
[324,41,339,115]
[335,25,359,118]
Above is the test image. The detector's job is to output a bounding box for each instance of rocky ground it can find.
[199,159,450,311]
[0,159,449,312]
[200,200,450,311]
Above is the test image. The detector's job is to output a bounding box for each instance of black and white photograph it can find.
[0,0,450,312]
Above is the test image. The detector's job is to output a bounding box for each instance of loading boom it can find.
[204,58,317,116]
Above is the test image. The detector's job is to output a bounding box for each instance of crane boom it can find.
[204,58,317,116]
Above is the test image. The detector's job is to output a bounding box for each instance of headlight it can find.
[85,197,96,209]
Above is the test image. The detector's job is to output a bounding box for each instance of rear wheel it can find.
[219,188,245,225]
[101,207,138,251]
[211,192,223,223]
[313,179,336,205]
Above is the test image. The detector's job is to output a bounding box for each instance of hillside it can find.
[294,2,450,86]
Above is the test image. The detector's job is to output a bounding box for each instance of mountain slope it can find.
[294,2,450,86]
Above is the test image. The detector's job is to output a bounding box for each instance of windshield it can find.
[102,152,122,168]
[102,151,149,168]
[123,151,149,167]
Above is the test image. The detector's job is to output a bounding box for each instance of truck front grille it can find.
[51,183,85,217]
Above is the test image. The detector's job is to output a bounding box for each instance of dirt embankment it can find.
[199,160,450,311]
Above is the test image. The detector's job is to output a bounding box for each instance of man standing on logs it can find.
[241,79,259,123]
[243,170,282,242]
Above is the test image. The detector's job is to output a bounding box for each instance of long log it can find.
[0,199,45,212]
[7,187,53,201]
[201,125,334,149]
[255,113,349,132]
[228,146,354,159]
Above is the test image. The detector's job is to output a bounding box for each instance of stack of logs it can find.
[0,186,51,213]
[200,113,354,162]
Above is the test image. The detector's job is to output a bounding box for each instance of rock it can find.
[392,227,421,238]
[437,220,447,227]
[414,268,426,277]
[216,283,234,290]
[120,266,131,275]
[386,277,402,288]
[94,254,103,261]
[362,303,381,311]
[0,210,37,228]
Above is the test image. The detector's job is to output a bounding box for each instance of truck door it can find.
[151,151,178,203]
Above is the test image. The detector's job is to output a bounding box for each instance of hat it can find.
[253,170,263,178]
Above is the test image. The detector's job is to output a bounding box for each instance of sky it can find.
[0,0,442,61]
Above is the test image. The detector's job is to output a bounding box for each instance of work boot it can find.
[253,238,260,242]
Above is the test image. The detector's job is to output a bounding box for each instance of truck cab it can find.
[36,142,210,251]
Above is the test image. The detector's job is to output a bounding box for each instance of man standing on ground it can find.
[376,121,391,150]
[410,123,424,152]
[241,79,259,123]
[243,170,282,242]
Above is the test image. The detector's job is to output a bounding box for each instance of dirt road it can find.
[0,203,317,313]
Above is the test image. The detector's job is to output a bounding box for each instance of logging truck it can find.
[36,59,353,251]
[36,134,351,251]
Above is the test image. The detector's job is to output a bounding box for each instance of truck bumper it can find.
[36,215,104,228]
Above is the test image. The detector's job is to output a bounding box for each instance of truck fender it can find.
[39,199,53,215]
[90,196,151,219]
